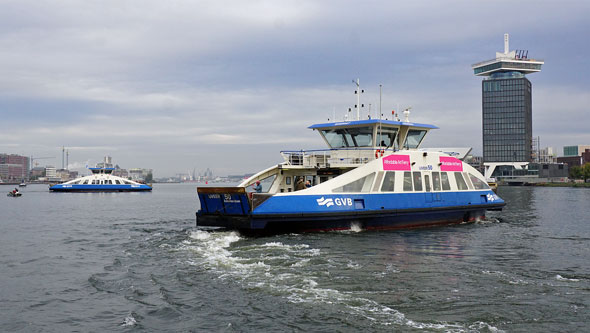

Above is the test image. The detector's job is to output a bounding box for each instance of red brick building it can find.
[0,154,30,181]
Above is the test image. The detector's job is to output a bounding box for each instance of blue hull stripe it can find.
[252,190,503,215]
[50,184,152,191]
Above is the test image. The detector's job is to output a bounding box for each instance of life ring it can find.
[375,150,379,159]
[380,149,384,157]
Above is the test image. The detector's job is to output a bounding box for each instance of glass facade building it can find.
[482,72,532,162]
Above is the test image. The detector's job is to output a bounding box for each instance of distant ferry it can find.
[49,167,152,192]
[196,92,505,234]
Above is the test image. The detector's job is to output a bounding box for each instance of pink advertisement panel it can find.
[382,154,411,171]
[439,156,463,172]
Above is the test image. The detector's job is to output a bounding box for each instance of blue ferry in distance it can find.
[49,167,152,192]
[196,87,504,234]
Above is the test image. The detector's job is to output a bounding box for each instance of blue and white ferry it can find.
[49,167,152,192]
[197,107,504,234]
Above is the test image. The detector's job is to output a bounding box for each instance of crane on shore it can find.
[30,156,55,168]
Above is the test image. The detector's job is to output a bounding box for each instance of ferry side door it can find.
[424,173,434,203]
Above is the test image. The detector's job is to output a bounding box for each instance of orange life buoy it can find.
[375,150,379,159]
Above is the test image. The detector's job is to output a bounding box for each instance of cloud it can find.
[1,0,589,176]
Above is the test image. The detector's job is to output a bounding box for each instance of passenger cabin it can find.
[240,119,439,194]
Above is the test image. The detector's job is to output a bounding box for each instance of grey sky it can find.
[1,0,589,176]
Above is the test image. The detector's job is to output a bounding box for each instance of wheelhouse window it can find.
[403,129,427,149]
[321,126,374,148]
[380,171,396,192]
[333,173,375,193]
[376,128,399,149]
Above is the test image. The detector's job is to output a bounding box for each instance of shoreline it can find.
[500,182,590,188]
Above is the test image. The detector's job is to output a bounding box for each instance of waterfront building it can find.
[128,168,153,182]
[557,148,590,168]
[472,34,544,179]
[563,145,590,157]
[0,153,30,181]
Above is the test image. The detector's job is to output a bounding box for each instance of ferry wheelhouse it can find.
[49,167,152,192]
[197,113,504,234]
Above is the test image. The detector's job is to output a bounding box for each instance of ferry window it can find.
[403,172,413,191]
[463,172,474,190]
[380,172,396,192]
[424,174,431,192]
[432,172,441,191]
[373,171,385,192]
[115,180,121,184]
[83,180,88,184]
[403,130,427,149]
[321,126,373,148]
[376,128,399,149]
[285,176,291,185]
[259,174,277,193]
[454,172,469,190]
[469,173,490,190]
[333,173,375,193]
[441,172,451,191]
[412,172,423,191]
[108,180,113,184]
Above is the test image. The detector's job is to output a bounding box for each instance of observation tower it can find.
[472,33,544,179]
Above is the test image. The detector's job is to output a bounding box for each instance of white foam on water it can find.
[346,260,361,269]
[122,314,137,327]
[555,274,580,282]
[483,270,529,285]
[350,222,363,233]
[179,231,500,331]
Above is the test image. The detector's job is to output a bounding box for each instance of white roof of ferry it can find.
[308,119,438,130]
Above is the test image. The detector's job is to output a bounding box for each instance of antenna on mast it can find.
[379,84,383,146]
[352,78,364,120]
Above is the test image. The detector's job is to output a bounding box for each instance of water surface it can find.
[1,184,588,332]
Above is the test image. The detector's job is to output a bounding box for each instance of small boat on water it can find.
[7,191,22,197]
[49,166,152,192]
[196,91,505,234]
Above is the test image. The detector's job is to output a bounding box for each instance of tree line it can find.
[569,163,590,182]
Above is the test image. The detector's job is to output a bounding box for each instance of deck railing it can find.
[280,148,394,168]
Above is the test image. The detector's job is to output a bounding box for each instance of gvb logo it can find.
[316,197,334,207]
[316,197,353,207]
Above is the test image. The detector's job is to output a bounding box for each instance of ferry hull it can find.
[196,204,501,235]
[196,186,505,234]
